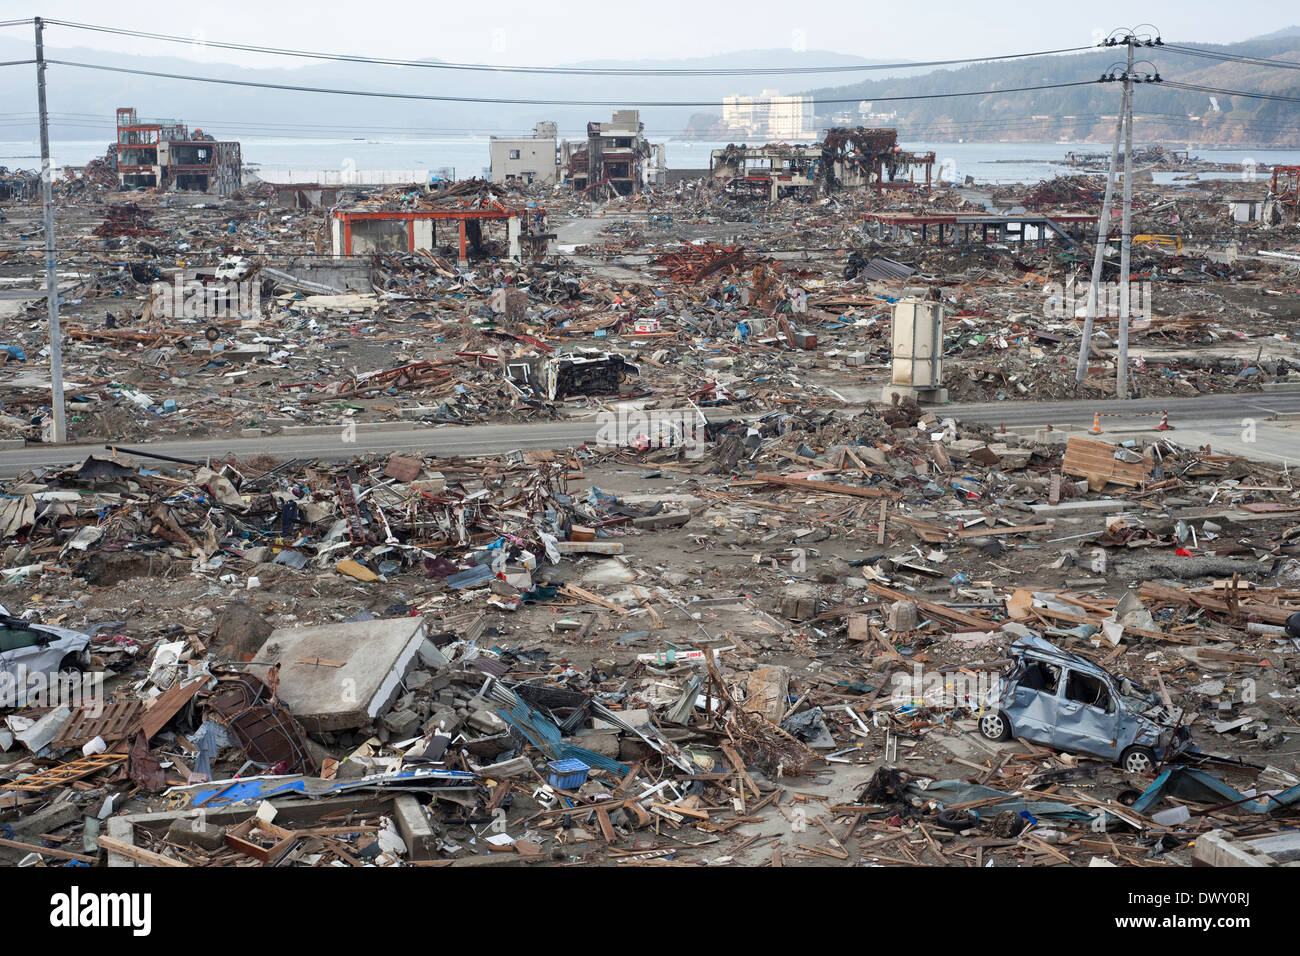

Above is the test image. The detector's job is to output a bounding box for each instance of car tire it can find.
[935,808,974,832]
[1120,746,1156,775]
[56,655,84,685]
[978,710,1012,742]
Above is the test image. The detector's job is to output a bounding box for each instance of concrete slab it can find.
[1193,828,1300,867]
[253,617,427,731]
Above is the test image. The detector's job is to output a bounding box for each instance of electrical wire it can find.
[43,59,1101,108]
[39,19,1095,77]
[1162,43,1300,71]
[1163,81,1300,104]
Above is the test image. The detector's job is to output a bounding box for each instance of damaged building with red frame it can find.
[113,107,242,195]
[710,127,935,200]
[562,110,666,196]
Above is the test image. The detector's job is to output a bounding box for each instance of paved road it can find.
[2,390,1297,476]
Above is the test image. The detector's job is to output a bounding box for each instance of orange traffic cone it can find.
[1155,409,1172,431]
[1090,412,1103,435]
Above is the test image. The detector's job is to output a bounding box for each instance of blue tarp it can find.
[1133,766,1300,816]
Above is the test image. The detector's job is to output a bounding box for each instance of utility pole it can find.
[1074,95,1125,383]
[34,17,66,443]
[1078,28,1161,398]
[1117,37,1135,399]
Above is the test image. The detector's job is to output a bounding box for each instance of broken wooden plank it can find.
[753,473,899,500]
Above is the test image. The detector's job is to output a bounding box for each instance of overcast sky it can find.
[7,2,1295,66]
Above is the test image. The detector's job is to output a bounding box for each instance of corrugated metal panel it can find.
[861,256,915,282]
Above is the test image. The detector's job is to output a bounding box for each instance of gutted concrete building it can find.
[562,110,665,195]
[490,122,559,186]
[113,107,242,195]
[331,202,522,268]
[710,127,934,200]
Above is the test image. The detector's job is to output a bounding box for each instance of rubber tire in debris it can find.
[935,808,974,832]
[205,326,220,342]
[978,711,1012,741]
[1120,746,1156,775]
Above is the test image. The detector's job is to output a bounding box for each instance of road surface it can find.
[2,390,1297,476]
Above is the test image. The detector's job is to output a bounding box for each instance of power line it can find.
[39,19,1094,77]
[1163,81,1300,104]
[1161,43,1300,71]
[44,58,1100,107]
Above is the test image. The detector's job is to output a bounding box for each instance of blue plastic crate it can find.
[547,759,590,791]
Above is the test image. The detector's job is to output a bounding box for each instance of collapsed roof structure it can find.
[710,127,936,201]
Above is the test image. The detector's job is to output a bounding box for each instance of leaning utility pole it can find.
[1073,94,1126,383]
[1077,28,1161,398]
[34,16,66,443]
[1117,37,1135,399]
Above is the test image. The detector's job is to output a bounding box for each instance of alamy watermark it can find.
[150,277,260,319]
[1043,278,1153,321]
[595,407,706,459]
[1,666,104,714]
[889,663,997,709]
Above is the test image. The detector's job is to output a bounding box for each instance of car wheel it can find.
[56,655,85,686]
[978,710,1012,742]
[1120,746,1156,774]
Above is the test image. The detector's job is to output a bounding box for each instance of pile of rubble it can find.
[3,402,1300,866]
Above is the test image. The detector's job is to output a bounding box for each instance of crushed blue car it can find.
[977,634,1192,773]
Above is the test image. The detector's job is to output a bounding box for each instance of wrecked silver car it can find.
[977,634,1190,773]
[0,603,92,694]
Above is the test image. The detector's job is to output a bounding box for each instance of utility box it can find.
[882,298,947,403]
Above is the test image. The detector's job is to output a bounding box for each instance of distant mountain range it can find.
[0,32,1296,151]
[0,41,912,147]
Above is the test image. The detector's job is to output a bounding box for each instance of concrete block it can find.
[391,794,438,861]
[165,817,227,851]
[780,583,819,621]
[253,616,427,732]
[424,705,462,735]
[381,708,420,736]
[1194,829,1275,867]
[571,729,620,758]
[467,708,507,735]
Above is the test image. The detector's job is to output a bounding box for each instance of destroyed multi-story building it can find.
[112,108,242,195]
[562,110,665,195]
[710,127,935,200]
[490,122,560,186]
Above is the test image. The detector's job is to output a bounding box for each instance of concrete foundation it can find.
[881,384,948,405]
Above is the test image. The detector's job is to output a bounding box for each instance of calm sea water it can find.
[5,138,1300,186]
